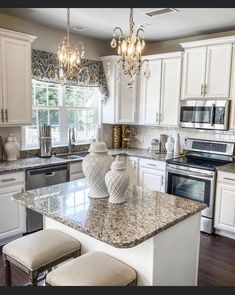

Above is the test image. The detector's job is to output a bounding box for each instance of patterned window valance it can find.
[31,49,108,98]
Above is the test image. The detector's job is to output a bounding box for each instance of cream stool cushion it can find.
[2,229,81,271]
[46,251,137,286]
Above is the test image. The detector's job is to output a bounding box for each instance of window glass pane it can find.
[32,109,37,125]
[35,86,47,106]
[72,109,95,140]
[51,126,60,144]
[48,87,60,106]
[68,110,76,128]
[49,110,59,125]
[74,87,96,107]
[38,109,48,126]
[65,86,75,107]
[25,126,38,146]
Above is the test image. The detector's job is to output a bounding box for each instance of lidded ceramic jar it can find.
[82,142,113,198]
[105,155,130,204]
[4,133,20,161]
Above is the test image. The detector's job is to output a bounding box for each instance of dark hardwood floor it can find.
[0,233,235,286]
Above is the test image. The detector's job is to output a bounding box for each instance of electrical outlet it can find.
[104,135,109,141]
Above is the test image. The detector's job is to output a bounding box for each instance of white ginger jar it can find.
[105,155,130,204]
[82,142,113,198]
[4,133,20,161]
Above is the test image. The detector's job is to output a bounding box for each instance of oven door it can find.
[166,167,215,218]
[179,100,229,130]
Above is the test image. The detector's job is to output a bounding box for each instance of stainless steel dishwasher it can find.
[25,164,69,233]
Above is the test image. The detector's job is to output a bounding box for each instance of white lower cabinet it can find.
[126,156,138,186]
[69,162,84,181]
[215,171,235,238]
[138,158,166,192]
[0,172,26,244]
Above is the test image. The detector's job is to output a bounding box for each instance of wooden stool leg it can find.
[3,254,11,286]
[29,271,38,286]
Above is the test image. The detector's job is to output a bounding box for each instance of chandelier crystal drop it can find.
[57,8,86,81]
[110,8,150,88]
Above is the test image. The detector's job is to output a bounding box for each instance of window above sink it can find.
[22,80,101,149]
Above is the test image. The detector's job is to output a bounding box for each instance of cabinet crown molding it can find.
[180,35,235,49]
[144,51,184,60]
[0,28,37,43]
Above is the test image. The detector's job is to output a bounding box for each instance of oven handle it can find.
[210,103,215,126]
[167,168,214,179]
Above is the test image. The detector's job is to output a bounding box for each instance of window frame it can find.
[21,80,101,149]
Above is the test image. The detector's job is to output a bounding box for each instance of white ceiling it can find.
[1,8,235,42]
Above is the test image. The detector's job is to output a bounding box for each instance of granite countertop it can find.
[0,155,83,174]
[108,148,175,161]
[0,148,175,174]
[217,162,235,173]
[13,178,206,248]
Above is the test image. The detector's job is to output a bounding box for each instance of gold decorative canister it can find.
[113,125,121,148]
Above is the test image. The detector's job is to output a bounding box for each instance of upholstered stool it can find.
[2,229,81,286]
[46,251,137,286]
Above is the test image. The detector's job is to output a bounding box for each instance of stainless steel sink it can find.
[56,152,89,160]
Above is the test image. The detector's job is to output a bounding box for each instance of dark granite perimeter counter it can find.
[13,178,206,248]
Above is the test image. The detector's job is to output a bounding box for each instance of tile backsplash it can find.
[103,124,235,153]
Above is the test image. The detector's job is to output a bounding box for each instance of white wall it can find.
[103,124,235,152]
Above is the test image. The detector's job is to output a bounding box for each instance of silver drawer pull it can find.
[1,178,17,182]
[223,177,235,182]
[147,163,157,167]
[45,172,56,177]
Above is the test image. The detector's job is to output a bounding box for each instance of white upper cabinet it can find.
[140,59,162,125]
[181,35,235,99]
[101,56,138,124]
[116,70,138,123]
[0,28,36,125]
[139,52,183,127]
[181,47,207,98]
[205,44,232,98]
[160,57,182,126]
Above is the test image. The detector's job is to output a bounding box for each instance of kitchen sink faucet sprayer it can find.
[68,127,76,154]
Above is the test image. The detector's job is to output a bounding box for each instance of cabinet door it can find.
[101,59,116,124]
[160,57,182,126]
[140,59,162,125]
[116,69,138,124]
[215,182,235,233]
[0,38,3,125]
[181,47,207,99]
[0,186,26,241]
[126,156,138,186]
[138,167,165,192]
[204,44,232,98]
[1,37,32,125]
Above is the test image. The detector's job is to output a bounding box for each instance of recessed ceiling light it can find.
[73,26,87,31]
[140,23,151,28]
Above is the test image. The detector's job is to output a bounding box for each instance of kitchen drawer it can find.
[0,172,25,188]
[139,158,166,171]
[217,171,235,185]
[70,162,83,175]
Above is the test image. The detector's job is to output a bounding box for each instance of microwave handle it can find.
[210,103,215,126]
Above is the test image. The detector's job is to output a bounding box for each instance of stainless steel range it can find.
[166,138,234,234]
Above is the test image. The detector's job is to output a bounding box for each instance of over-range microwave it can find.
[179,100,230,130]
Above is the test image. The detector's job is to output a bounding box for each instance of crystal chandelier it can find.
[110,8,150,87]
[57,8,86,81]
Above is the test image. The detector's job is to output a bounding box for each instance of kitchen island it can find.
[13,179,206,286]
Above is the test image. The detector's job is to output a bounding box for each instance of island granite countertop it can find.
[13,178,206,248]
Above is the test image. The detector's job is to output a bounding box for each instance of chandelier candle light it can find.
[110,8,150,87]
[57,8,86,81]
